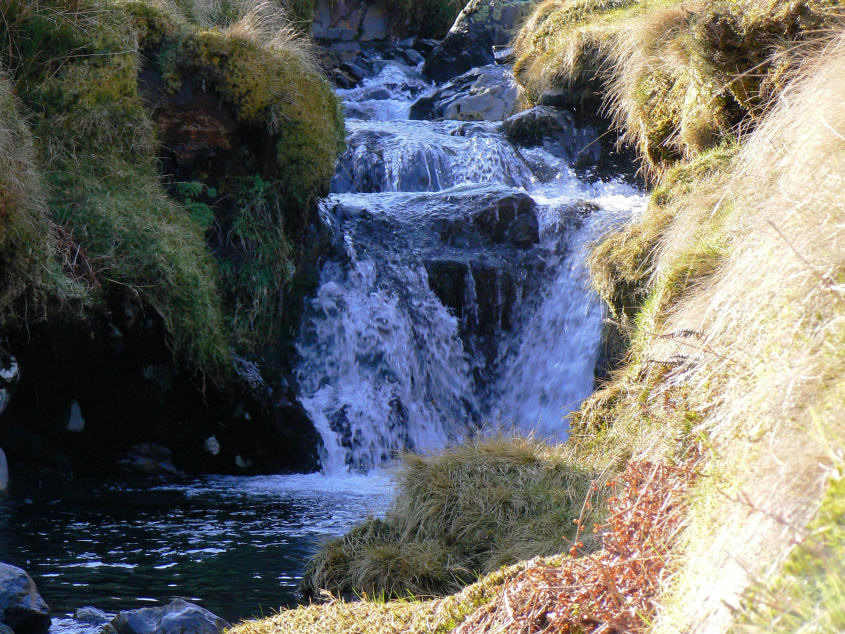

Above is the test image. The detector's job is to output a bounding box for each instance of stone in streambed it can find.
[0,350,20,418]
[410,65,518,122]
[102,599,229,634]
[0,563,51,634]
[503,106,603,168]
[118,443,181,476]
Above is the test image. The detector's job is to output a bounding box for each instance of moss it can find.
[301,436,598,600]
[0,0,231,374]
[151,20,345,350]
[0,0,346,366]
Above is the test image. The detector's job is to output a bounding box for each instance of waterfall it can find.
[295,59,646,473]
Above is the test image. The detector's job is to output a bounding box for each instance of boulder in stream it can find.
[118,443,181,476]
[502,105,603,167]
[102,599,230,634]
[410,65,518,122]
[0,563,51,634]
[422,0,536,83]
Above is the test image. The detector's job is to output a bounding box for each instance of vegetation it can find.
[236,2,844,633]
[0,0,344,372]
[301,436,598,600]
[513,0,844,176]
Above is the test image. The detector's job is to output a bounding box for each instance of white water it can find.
[296,60,646,473]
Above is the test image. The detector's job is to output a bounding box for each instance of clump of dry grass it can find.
[301,435,600,601]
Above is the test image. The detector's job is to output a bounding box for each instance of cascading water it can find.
[296,59,646,473]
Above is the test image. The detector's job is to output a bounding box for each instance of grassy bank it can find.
[233,1,844,632]
[0,0,344,374]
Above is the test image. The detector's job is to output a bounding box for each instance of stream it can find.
[1,53,644,631]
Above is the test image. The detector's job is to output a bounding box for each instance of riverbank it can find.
[238,1,844,632]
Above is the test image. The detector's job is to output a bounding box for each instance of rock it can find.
[0,448,7,495]
[422,0,535,83]
[0,350,20,417]
[398,48,425,66]
[413,38,440,56]
[359,4,390,41]
[203,436,220,456]
[503,106,603,167]
[118,443,180,476]
[67,401,85,432]
[103,599,229,634]
[75,607,111,624]
[0,563,51,634]
[410,65,518,122]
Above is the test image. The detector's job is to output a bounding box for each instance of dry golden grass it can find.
[300,436,600,601]
[574,25,845,632]
[513,0,844,177]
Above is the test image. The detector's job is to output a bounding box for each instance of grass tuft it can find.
[301,435,599,600]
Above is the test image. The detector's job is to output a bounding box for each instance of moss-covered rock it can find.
[0,0,343,476]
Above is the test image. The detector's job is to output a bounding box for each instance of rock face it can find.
[410,65,518,122]
[103,599,229,634]
[422,0,535,83]
[0,563,51,634]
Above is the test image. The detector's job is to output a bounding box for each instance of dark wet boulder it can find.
[422,0,535,83]
[503,106,602,167]
[102,599,229,634]
[410,65,518,122]
[118,443,181,476]
[0,350,19,417]
[0,563,50,634]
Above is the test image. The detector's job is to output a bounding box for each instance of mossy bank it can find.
[0,0,344,478]
[238,1,845,632]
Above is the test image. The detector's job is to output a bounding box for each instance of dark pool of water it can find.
[0,473,390,627]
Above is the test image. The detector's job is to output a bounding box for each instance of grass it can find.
[576,23,845,633]
[513,0,844,177]
[301,435,601,600]
[0,74,79,330]
[0,0,345,370]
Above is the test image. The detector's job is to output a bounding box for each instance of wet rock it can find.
[0,350,19,417]
[413,38,440,56]
[103,599,229,634]
[118,443,180,476]
[75,607,111,625]
[503,106,602,167]
[360,4,390,41]
[422,0,535,83]
[67,401,85,432]
[410,65,518,122]
[0,563,51,634]
[0,448,7,495]
[203,435,220,456]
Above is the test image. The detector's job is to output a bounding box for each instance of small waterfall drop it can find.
[295,59,646,473]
